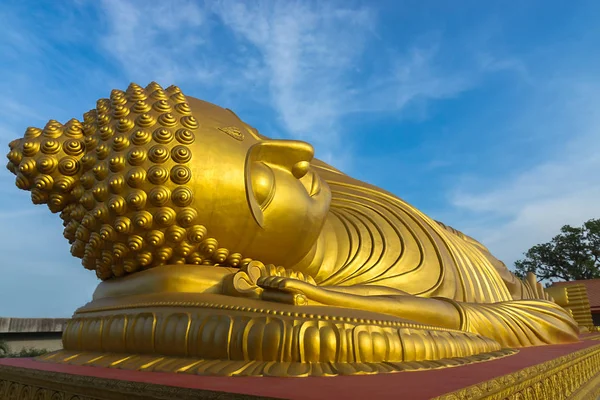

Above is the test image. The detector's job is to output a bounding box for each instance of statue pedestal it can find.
[1,335,600,400]
[40,292,513,377]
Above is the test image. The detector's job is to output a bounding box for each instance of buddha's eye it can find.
[250,162,275,209]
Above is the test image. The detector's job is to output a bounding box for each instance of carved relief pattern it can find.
[434,343,600,400]
[0,366,259,400]
[547,284,596,332]
[2,345,600,399]
[46,304,513,377]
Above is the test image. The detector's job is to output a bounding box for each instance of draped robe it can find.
[289,160,579,347]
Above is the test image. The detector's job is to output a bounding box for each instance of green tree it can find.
[0,340,8,356]
[11,347,48,358]
[515,218,600,281]
[0,344,48,358]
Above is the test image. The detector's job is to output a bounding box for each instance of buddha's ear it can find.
[245,140,315,228]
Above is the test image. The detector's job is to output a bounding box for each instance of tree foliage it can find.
[0,341,48,358]
[0,340,8,356]
[515,218,600,282]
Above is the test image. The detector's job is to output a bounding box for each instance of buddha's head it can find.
[182,96,332,268]
[5,83,331,279]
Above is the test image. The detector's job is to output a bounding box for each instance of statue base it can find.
[1,335,600,399]
[37,292,513,377]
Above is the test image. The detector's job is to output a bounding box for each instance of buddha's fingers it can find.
[256,276,314,305]
[258,276,311,294]
[257,276,280,288]
[261,289,308,305]
[257,276,291,291]
[257,276,331,304]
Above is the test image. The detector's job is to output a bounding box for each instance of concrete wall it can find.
[0,332,63,353]
[0,318,68,354]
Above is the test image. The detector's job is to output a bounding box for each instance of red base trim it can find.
[0,339,597,399]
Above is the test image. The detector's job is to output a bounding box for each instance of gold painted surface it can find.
[433,342,600,400]
[38,293,515,377]
[0,365,267,400]
[5,83,581,376]
[547,284,596,332]
[2,344,600,399]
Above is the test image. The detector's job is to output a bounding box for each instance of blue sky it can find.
[1,0,600,317]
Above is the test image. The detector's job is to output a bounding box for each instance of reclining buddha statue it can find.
[5,83,579,377]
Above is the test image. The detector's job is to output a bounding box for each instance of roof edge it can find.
[0,318,69,333]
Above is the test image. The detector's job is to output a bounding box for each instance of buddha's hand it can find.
[227,260,318,301]
[257,276,317,306]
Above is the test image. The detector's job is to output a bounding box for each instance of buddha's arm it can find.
[258,277,580,347]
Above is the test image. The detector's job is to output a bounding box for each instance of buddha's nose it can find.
[246,139,314,174]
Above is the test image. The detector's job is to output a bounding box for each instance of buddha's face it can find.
[186,98,331,267]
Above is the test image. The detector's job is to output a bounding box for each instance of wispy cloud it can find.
[355,44,477,118]
[99,0,215,85]
[212,2,375,148]
[96,1,495,167]
[449,78,600,266]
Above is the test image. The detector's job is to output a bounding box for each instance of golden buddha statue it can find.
[5,83,579,377]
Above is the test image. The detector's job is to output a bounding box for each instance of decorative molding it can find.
[3,344,600,399]
[39,348,517,378]
[547,284,595,332]
[38,294,518,377]
[76,298,468,333]
[433,343,600,400]
[0,364,266,400]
